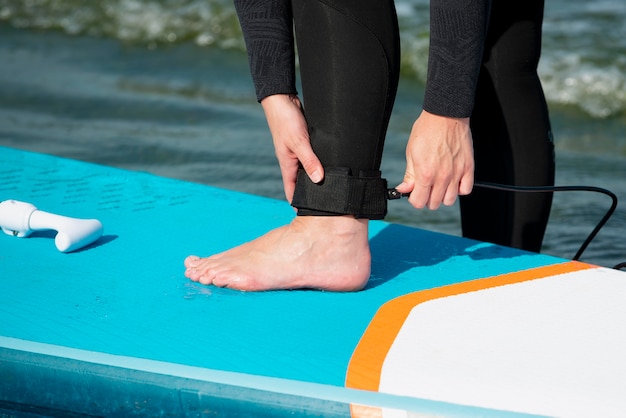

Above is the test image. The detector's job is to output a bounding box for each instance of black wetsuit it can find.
[462,0,555,252]
[234,0,554,251]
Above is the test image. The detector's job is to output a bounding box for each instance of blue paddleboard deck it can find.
[1,146,625,417]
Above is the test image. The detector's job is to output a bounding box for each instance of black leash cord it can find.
[473,182,618,262]
[388,181,620,265]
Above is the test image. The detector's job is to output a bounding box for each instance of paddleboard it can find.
[1,145,625,417]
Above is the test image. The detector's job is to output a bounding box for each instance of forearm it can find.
[233,0,298,101]
[423,0,491,117]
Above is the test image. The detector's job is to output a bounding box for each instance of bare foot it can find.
[184,216,371,291]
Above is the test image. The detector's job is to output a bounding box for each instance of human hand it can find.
[261,94,324,202]
[395,110,474,210]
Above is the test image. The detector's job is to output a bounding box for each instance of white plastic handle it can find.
[0,199,103,252]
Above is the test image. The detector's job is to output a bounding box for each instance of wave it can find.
[0,0,245,49]
[1,0,624,119]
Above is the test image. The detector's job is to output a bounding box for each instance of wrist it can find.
[421,109,470,125]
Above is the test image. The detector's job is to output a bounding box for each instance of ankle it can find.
[293,215,368,236]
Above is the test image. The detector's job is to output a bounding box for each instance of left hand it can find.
[395,110,474,210]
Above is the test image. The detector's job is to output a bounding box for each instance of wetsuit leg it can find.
[290,0,400,219]
[460,0,555,252]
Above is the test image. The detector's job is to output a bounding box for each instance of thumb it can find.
[394,180,415,195]
[297,146,324,184]
[395,166,416,194]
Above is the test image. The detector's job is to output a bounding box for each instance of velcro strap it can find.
[291,168,388,219]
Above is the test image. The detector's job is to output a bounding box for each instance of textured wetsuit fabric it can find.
[423,0,491,117]
[234,0,489,114]
[235,0,404,218]
[234,0,488,219]
[233,0,298,101]
[234,0,554,250]
[288,0,400,218]
[460,0,555,252]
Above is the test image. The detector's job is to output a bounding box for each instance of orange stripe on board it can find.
[349,404,383,418]
[345,261,593,393]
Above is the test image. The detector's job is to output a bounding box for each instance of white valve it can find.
[0,199,103,253]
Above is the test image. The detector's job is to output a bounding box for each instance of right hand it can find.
[261,94,324,202]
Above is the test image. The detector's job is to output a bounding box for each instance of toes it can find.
[184,266,202,282]
[185,266,214,285]
[213,273,258,291]
[211,272,234,289]
[194,261,225,286]
[197,269,218,286]
[184,255,200,268]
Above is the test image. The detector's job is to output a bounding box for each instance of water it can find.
[0,0,624,268]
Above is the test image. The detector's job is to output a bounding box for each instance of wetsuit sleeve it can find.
[423,0,491,118]
[233,0,298,102]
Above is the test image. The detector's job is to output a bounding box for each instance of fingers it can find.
[396,153,457,210]
[404,175,454,210]
[397,112,475,210]
[302,160,324,184]
[293,140,324,184]
[261,94,324,202]
[458,168,475,196]
[277,137,324,202]
[400,164,473,210]
[278,158,299,203]
[399,182,459,210]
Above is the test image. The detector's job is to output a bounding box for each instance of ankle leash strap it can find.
[291,168,389,220]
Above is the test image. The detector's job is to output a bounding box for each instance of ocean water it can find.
[0,0,624,268]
